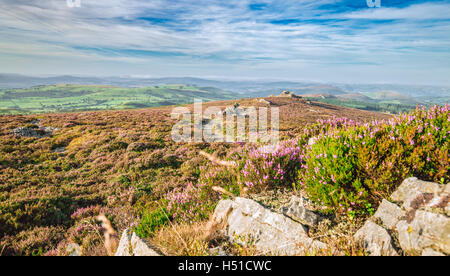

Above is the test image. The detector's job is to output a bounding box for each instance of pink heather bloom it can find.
[331,174,336,183]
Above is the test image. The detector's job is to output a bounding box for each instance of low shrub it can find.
[238,139,304,191]
[166,182,217,223]
[298,105,449,217]
[134,206,170,238]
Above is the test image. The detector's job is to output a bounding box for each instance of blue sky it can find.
[0,0,449,85]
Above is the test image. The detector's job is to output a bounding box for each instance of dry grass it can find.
[150,221,212,256]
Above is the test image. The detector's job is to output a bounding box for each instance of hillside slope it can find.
[0,97,391,255]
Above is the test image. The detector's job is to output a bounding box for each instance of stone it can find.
[390,177,444,209]
[421,248,445,256]
[374,199,405,229]
[10,126,57,138]
[211,197,326,255]
[208,247,228,256]
[280,196,320,227]
[66,243,82,256]
[354,221,399,256]
[115,229,162,256]
[258,99,271,105]
[396,210,449,255]
[130,232,161,256]
[278,91,300,98]
[115,229,132,256]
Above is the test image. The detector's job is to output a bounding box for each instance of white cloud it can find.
[0,0,449,85]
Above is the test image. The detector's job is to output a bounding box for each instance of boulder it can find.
[374,199,405,230]
[354,221,399,256]
[10,127,54,138]
[355,177,449,256]
[280,196,320,227]
[115,229,162,256]
[258,99,271,105]
[115,229,132,256]
[210,197,326,255]
[390,177,444,210]
[130,232,161,256]
[396,210,449,255]
[278,91,300,98]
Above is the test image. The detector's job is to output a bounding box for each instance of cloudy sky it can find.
[1,0,449,85]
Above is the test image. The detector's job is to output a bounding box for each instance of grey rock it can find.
[208,247,228,256]
[10,126,57,138]
[66,243,82,256]
[115,229,162,256]
[115,229,132,256]
[396,210,450,255]
[130,232,161,256]
[374,199,405,229]
[211,197,326,256]
[280,196,320,227]
[354,221,399,256]
[258,99,271,105]
[390,177,444,210]
[278,91,300,98]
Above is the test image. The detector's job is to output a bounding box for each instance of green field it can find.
[0,84,239,114]
[303,97,417,114]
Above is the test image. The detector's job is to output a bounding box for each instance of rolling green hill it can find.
[0,84,239,114]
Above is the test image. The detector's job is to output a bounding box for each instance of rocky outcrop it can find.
[355,177,449,256]
[115,229,162,256]
[210,197,326,255]
[10,126,57,138]
[258,99,271,105]
[277,91,301,98]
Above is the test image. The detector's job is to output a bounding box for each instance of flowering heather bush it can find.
[165,162,234,224]
[298,105,449,217]
[166,182,216,223]
[239,139,304,191]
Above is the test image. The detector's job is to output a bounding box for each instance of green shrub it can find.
[298,105,449,218]
[134,207,170,238]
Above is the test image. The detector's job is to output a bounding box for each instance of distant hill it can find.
[1,74,448,110]
[293,85,346,96]
[0,84,239,114]
[336,93,374,102]
[362,91,419,105]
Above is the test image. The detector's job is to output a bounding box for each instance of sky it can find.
[0,0,450,85]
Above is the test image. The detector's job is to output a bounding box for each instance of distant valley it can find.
[0,74,449,114]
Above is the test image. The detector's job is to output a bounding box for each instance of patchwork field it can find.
[0,84,239,115]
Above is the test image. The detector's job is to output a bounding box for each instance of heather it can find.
[162,104,448,225]
[0,98,390,255]
[298,105,449,217]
